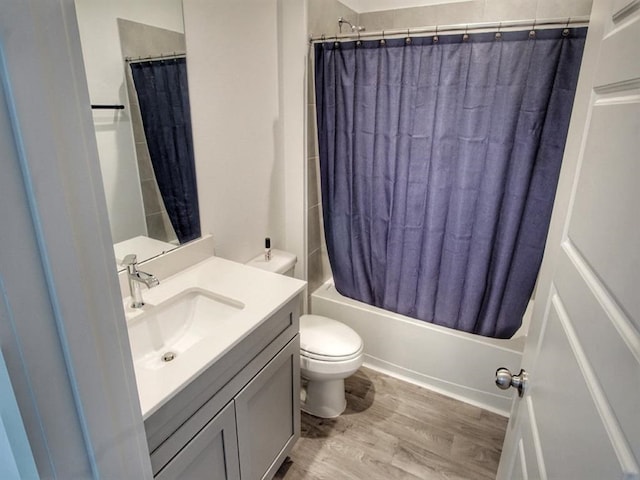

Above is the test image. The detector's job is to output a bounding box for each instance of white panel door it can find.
[496,0,640,478]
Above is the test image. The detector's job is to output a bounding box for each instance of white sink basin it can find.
[127,287,245,370]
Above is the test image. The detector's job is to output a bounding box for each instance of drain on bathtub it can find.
[162,352,176,362]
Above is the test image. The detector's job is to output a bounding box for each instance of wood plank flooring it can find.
[275,367,508,480]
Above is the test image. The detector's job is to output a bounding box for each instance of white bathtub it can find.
[311,280,528,416]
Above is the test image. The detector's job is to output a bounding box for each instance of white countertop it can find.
[123,256,306,419]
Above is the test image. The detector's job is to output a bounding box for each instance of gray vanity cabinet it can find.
[147,295,301,480]
[236,337,300,480]
[155,401,240,480]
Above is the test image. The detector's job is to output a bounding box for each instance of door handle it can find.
[495,368,528,397]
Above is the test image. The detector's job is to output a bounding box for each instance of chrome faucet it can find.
[122,254,159,308]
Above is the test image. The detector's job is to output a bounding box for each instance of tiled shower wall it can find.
[306,0,592,294]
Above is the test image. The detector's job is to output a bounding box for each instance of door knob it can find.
[495,368,528,397]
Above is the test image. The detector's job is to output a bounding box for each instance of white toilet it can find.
[247,249,364,418]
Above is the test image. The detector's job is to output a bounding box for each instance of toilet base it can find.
[301,378,346,418]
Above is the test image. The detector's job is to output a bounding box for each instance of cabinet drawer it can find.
[155,401,239,480]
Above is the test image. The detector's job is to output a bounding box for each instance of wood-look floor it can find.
[275,367,508,480]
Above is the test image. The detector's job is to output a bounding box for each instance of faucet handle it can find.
[122,254,137,266]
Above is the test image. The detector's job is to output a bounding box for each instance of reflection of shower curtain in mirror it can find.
[130,58,200,244]
[315,28,587,339]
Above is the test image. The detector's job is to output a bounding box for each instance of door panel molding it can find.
[561,241,640,361]
[551,294,639,476]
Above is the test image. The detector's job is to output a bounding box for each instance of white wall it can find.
[74,0,184,243]
[184,0,307,271]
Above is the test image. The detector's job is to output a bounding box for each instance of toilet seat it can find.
[300,343,364,362]
[300,314,363,360]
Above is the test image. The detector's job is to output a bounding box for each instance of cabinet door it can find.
[155,401,240,480]
[235,336,300,480]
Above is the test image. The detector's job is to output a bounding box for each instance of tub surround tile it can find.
[320,248,331,282]
[135,142,154,181]
[308,204,322,253]
[307,104,319,158]
[130,103,147,145]
[308,248,331,294]
[483,0,538,21]
[141,178,163,215]
[536,0,593,18]
[358,9,403,31]
[307,54,316,106]
[359,1,483,30]
[308,0,359,38]
[117,18,185,60]
[433,1,486,25]
[146,211,177,244]
[307,156,321,208]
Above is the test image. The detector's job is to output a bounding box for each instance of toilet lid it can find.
[300,314,363,358]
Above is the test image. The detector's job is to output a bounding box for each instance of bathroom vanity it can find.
[122,253,305,479]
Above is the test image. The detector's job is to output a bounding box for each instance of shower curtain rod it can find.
[309,15,589,43]
[126,52,186,63]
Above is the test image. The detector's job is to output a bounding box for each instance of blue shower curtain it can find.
[315,28,586,338]
[130,58,200,244]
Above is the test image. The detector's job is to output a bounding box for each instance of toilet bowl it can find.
[299,314,363,418]
[246,249,364,418]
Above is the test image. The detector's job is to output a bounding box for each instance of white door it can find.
[496,0,640,478]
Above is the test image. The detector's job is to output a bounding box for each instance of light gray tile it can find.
[130,103,146,144]
[163,212,178,244]
[307,104,319,158]
[141,178,163,215]
[135,142,154,181]
[536,0,593,18]
[308,156,321,208]
[307,249,331,293]
[320,249,331,284]
[307,54,316,106]
[146,211,177,244]
[118,18,185,59]
[359,1,484,31]
[359,9,405,31]
[483,0,537,22]
[146,212,167,241]
[308,204,323,254]
[309,0,359,38]
[434,1,485,25]
[125,73,139,107]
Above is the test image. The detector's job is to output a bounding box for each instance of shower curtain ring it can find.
[529,19,536,38]
[563,17,571,36]
[463,24,469,41]
[406,28,412,44]
[381,30,386,46]
[495,22,502,40]
[357,29,362,46]
[433,25,439,43]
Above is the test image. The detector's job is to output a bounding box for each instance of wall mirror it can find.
[75,0,200,271]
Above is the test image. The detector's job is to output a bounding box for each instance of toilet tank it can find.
[246,249,297,277]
